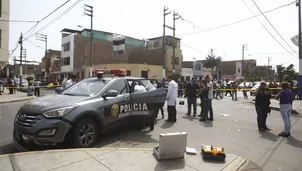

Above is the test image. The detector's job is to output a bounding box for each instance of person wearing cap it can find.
[255,81,271,132]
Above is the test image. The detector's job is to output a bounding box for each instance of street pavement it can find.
[0,93,301,171]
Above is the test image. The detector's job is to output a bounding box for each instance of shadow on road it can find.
[0,126,158,155]
[160,122,175,129]
[286,136,302,149]
[259,131,279,142]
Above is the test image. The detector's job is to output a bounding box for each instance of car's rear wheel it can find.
[70,118,99,148]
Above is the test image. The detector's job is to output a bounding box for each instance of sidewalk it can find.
[0,91,35,104]
[0,148,262,171]
[250,99,301,114]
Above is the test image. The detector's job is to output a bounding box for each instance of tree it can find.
[276,64,298,82]
[202,55,222,80]
[172,72,181,80]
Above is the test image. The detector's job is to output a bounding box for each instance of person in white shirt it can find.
[166,75,178,122]
[200,75,214,121]
[65,75,77,88]
[134,84,147,93]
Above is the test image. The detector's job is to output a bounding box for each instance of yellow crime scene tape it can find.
[165,87,301,91]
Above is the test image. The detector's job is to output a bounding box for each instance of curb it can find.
[0,96,36,104]
[250,101,299,114]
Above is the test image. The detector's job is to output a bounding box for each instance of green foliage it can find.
[202,55,222,69]
[276,64,298,82]
[172,72,181,80]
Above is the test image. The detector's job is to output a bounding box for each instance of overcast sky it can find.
[9,0,299,69]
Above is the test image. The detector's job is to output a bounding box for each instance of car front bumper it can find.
[13,115,71,151]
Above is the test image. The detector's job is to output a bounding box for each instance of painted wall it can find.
[0,0,10,63]
[61,34,74,73]
[85,63,162,79]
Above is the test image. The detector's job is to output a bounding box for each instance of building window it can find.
[171,57,179,65]
[195,64,201,70]
[126,70,131,76]
[238,68,240,73]
[62,42,70,52]
[61,57,70,66]
[154,41,160,48]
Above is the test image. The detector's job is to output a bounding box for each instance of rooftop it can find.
[148,35,181,41]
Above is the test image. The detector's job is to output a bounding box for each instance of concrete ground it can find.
[0,93,301,171]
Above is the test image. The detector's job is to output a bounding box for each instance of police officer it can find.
[185,78,200,117]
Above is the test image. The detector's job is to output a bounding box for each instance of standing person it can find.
[7,77,13,94]
[33,80,40,97]
[200,75,214,121]
[242,82,248,99]
[185,78,200,117]
[166,75,178,122]
[62,77,68,88]
[275,82,294,137]
[255,81,271,132]
[232,82,238,100]
[198,80,208,117]
[65,75,77,88]
[156,79,164,119]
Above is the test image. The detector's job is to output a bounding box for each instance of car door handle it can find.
[124,97,130,101]
[155,93,165,97]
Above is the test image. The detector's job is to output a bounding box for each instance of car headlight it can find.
[42,105,77,118]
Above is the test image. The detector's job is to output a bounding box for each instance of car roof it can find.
[84,76,147,81]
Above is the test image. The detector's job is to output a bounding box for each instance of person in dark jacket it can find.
[255,81,271,132]
[185,78,200,116]
[155,79,164,119]
[198,80,208,117]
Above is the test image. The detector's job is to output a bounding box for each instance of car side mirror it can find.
[55,87,63,94]
[102,89,118,99]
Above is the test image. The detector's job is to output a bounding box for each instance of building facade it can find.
[0,0,10,64]
[60,28,146,79]
[145,36,183,77]
[85,63,162,79]
[181,61,204,81]
[219,59,256,80]
[41,50,61,79]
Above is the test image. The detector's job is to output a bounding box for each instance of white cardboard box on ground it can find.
[153,132,187,160]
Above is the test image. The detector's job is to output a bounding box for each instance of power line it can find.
[24,0,83,41]
[181,43,207,55]
[251,0,298,55]
[9,0,72,58]
[242,0,297,58]
[177,1,295,36]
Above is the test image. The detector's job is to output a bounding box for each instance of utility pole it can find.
[267,57,271,79]
[297,0,302,99]
[36,34,48,79]
[242,44,248,80]
[172,11,181,73]
[163,6,171,80]
[18,33,23,87]
[22,49,27,77]
[84,4,93,77]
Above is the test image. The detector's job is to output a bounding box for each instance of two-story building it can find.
[60,28,162,79]
[181,61,204,81]
[142,36,183,77]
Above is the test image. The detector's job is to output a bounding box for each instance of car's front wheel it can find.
[70,118,99,148]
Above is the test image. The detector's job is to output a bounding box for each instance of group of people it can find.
[160,75,214,123]
[255,75,294,138]
[159,74,294,138]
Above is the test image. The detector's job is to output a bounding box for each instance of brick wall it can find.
[128,48,164,65]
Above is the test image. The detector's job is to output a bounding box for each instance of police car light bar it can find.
[94,69,127,77]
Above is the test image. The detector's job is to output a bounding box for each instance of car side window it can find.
[107,80,128,94]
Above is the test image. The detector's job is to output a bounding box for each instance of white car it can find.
[249,82,261,96]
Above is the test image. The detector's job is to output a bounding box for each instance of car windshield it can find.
[61,79,110,96]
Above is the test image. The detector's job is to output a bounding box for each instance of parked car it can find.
[13,69,167,151]
[250,82,261,96]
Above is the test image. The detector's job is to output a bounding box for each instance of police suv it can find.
[13,69,167,151]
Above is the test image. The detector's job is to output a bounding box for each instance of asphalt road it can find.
[0,93,301,171]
